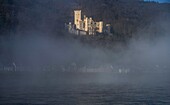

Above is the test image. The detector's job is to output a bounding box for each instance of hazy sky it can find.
[145,0,170,3]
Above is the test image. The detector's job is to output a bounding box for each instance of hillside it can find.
[0,0,169,37]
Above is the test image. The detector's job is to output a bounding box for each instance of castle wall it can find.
[71,10,104,35]
[96,21,103,33]
[74,10,81,29]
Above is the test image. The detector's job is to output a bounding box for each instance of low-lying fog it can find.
[7,18,169,74]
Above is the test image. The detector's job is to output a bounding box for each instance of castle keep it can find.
[67,10,105,35]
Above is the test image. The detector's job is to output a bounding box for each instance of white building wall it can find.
[84,16,89,32]
[98,21,103,33]
[74,10,81,29]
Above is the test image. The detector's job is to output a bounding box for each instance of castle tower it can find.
[84,15,89,31]
[74,10,82,29]
[98,21,103,33]
[96,21,103,33]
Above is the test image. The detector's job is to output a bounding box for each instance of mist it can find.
[11,17,170,73]
[0,0,170,77]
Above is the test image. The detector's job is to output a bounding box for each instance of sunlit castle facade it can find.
[67,10,104,35]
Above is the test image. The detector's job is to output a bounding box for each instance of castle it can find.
[66,10,110,35]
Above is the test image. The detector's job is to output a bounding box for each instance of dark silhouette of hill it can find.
[0,0,169,37]
[74,0,170,37]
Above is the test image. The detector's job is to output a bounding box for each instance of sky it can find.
[145,0,170,3]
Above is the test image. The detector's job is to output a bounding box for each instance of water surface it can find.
[0,71,170,105]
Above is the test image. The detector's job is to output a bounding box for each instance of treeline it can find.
[0,0,18,36]
[0,0,169,37]
[74,0,170,38]
[0,0,72,36]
